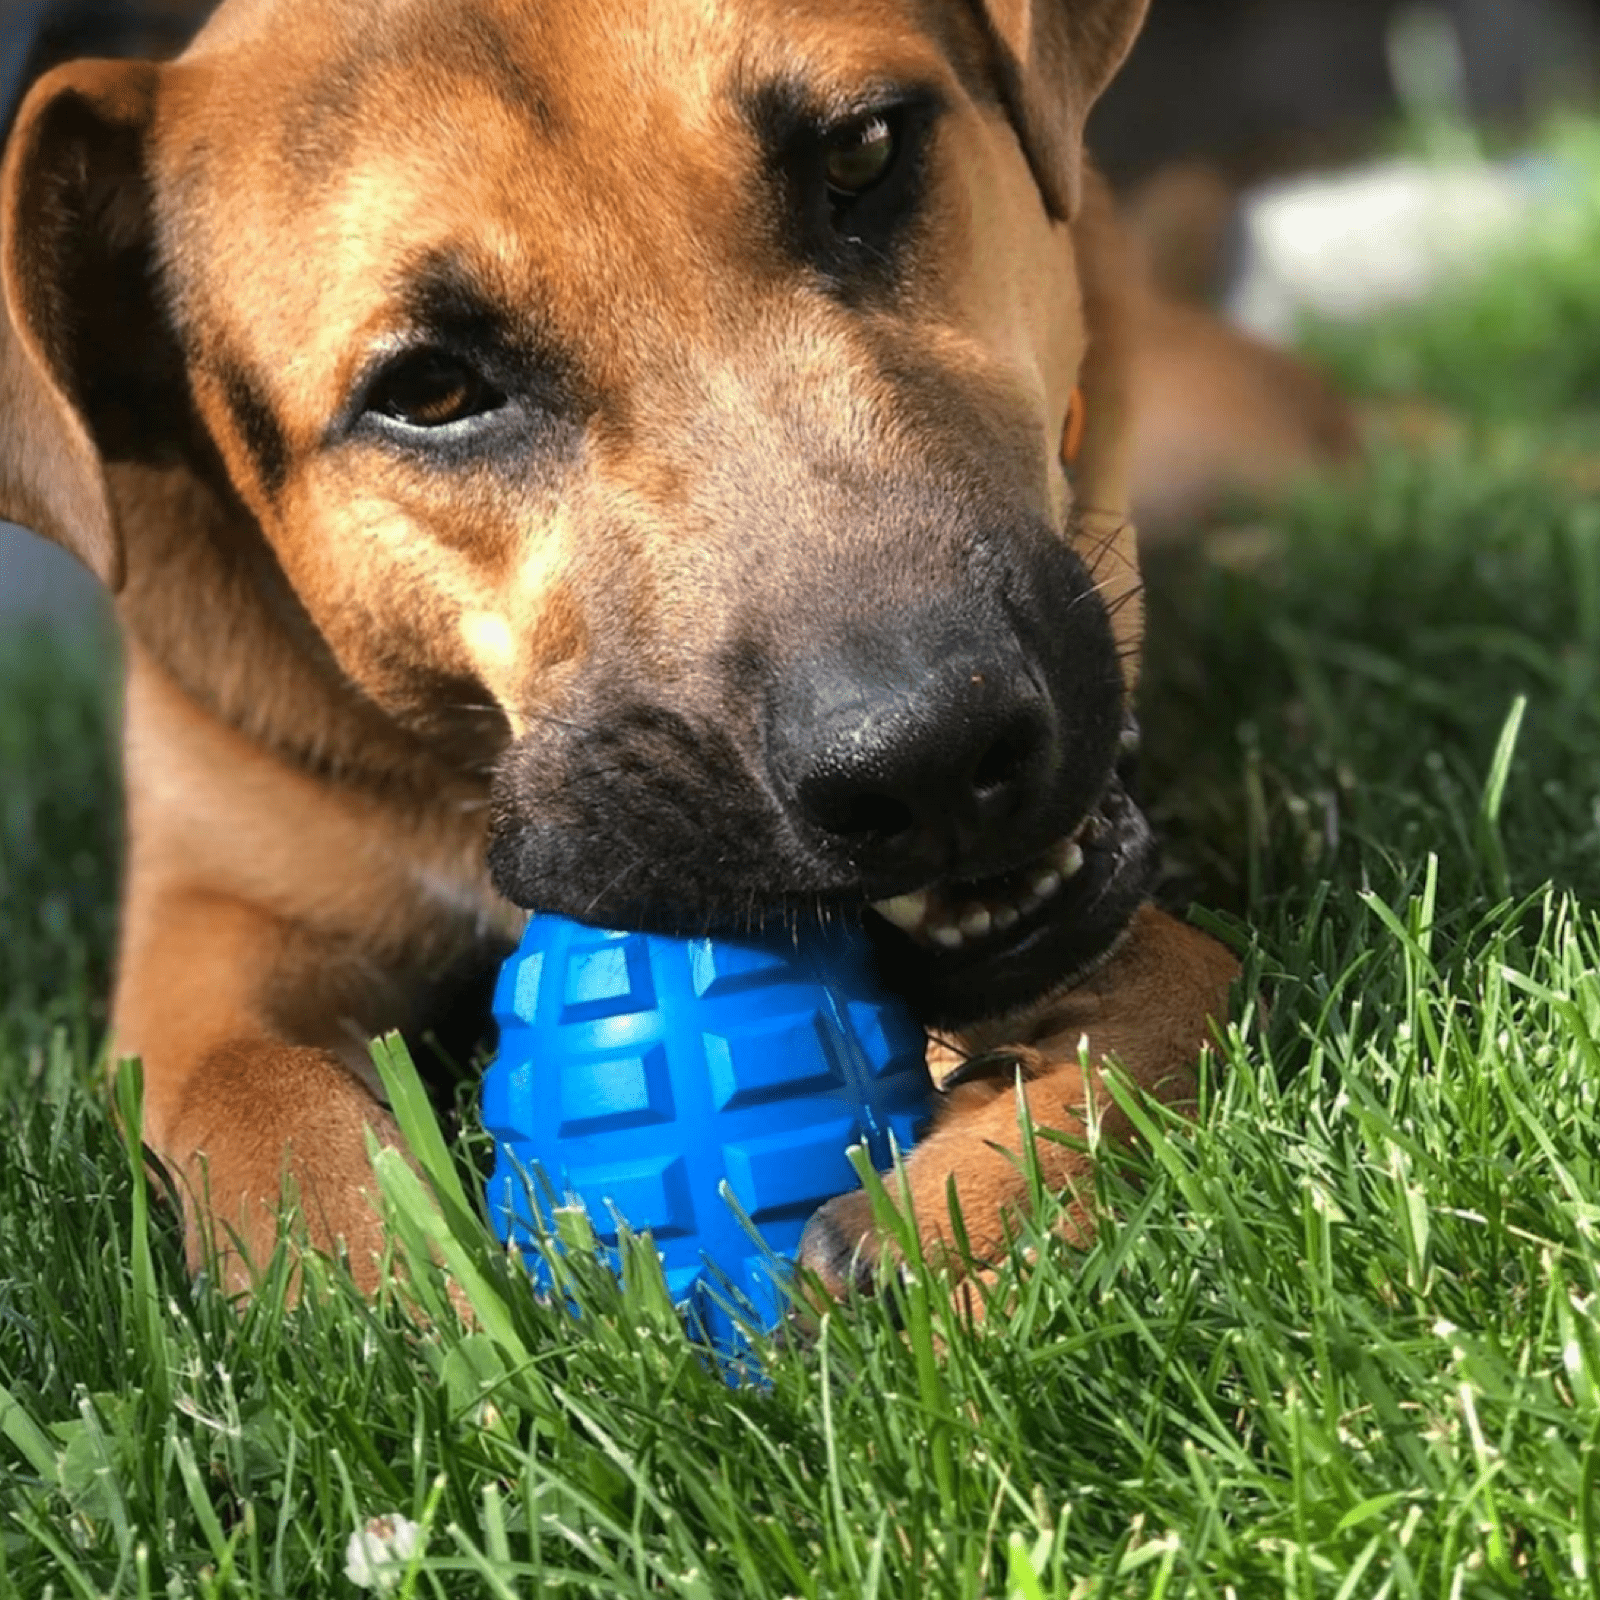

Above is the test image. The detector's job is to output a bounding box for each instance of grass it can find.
[6,141,1600,1596]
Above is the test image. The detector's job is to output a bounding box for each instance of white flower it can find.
[344,1513,423,1593]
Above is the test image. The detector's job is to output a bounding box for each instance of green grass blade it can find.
[1476,694,1528,900]
[0,1381,58,1487]
[111,1057,171,1414]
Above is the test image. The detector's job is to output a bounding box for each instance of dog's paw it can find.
[169,1041,406,1298]
[796,907,1240,1307]
[796,1086,1089,1310]
[795,1052,1045,1301]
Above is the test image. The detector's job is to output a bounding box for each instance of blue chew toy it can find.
[483,912,932,1345]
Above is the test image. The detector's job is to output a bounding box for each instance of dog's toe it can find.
[796,1188,883,1301]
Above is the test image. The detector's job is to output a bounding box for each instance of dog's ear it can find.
[973,0,1150,219]
[0,59,167,592]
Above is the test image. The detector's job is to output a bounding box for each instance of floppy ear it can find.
[973,0,1150,219]
[0,59,167,592]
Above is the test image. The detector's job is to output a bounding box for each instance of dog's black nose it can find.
[767,615,1064,880]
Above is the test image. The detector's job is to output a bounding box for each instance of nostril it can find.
[970,727,1032,801]
[968,709,1051,813]
[799,782,916,844]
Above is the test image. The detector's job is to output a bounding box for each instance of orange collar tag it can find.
[1062,385,1086,466]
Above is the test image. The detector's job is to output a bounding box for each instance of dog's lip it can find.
[855,770,1156,1024]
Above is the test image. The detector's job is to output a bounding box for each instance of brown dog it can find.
[0,0,1345,1297]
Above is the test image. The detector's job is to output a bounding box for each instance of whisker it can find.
[581,856,642,919]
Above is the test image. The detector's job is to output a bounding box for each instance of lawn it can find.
[5,139,1600,1597]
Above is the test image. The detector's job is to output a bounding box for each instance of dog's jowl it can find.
[0,0,1341,1294]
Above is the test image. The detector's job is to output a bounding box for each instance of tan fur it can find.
[0,0,1348,1296]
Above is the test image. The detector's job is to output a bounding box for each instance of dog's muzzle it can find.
[485,521,1144,1025]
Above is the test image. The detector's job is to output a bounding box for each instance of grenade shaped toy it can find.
[483,913,932,1346]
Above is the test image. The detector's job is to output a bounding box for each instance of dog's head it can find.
[0,0,1153,1025]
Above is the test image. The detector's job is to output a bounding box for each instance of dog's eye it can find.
[365,350,504,429]
[824,113,896,201]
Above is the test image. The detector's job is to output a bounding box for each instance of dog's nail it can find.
[940,1049,1031,1092]
[798,1191,879,1299]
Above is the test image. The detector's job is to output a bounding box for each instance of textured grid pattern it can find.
[484,917,931,1345]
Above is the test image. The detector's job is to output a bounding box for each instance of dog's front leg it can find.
[115,880,409,1294]
[799,907,1238,1295]
[108,648,500,1295]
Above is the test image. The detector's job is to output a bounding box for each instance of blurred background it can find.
[2,0,1598,631]
[1095,0,1599,184]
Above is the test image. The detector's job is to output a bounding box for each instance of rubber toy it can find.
[483,912,932,1346]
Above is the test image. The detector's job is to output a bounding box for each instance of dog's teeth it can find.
[873,891,931,934]
[1053,839,1085,879]
[874,850,1076,951]
[1029,867,1063,902]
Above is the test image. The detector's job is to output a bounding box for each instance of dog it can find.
[0,0,1350,1299]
